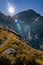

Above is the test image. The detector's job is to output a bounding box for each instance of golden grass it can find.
[0,28,43,65]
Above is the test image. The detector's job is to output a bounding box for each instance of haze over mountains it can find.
[0,9,43,51]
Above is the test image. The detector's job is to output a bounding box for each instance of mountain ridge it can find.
[0,9,43,51]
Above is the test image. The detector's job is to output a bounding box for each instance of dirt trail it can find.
[0,34,12,48]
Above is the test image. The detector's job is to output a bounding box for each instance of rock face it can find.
[0,9,43,51]
[2,48,19,57]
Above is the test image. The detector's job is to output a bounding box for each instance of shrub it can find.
[0,56,11,65]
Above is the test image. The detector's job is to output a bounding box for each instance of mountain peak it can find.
[0,11,5,15]
[27,9,36,13]
[28,9,40,16]
[13,9,40,21]
[0,11,6,18]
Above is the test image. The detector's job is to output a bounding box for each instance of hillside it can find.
[0,26,43,65]
[0,9,43,51]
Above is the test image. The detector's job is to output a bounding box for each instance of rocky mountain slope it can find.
[0,26,43,65]
[0,9,43,51]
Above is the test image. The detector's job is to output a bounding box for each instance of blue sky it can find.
[0,0,43,16]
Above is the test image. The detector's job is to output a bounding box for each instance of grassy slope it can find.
[0,27,43,65]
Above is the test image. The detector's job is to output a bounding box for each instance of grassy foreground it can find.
[0,27,43,65]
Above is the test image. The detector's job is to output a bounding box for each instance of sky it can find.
[0,0,43,16]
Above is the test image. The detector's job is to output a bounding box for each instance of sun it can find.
[8,6,15,14]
